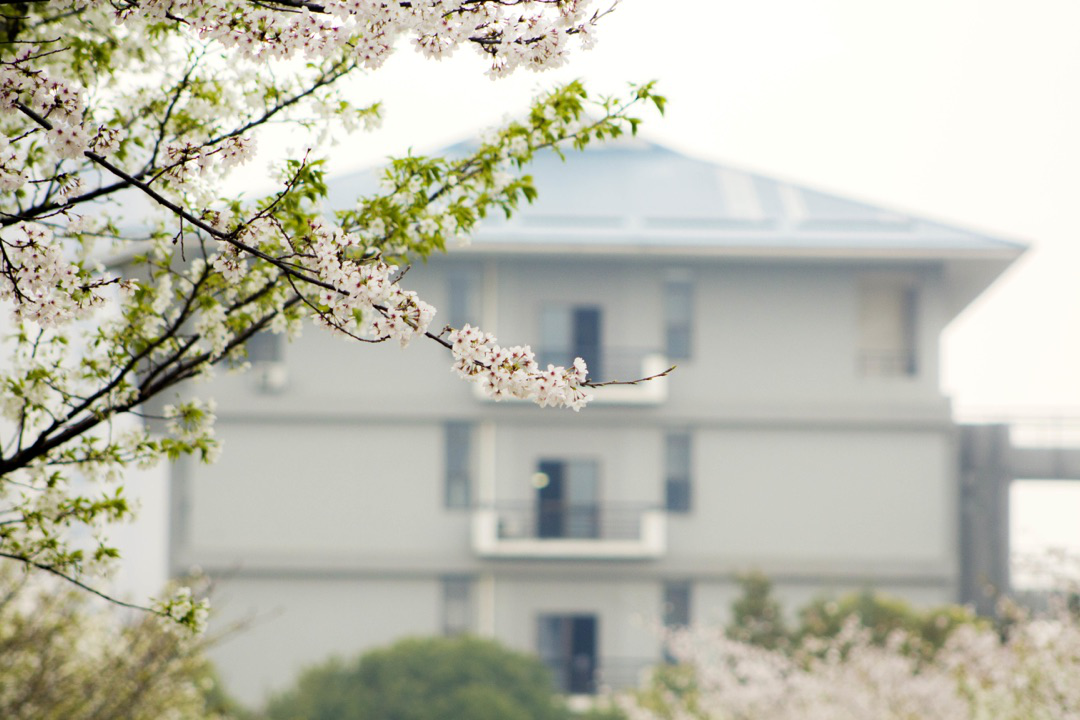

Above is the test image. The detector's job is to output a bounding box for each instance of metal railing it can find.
[492,502,656,542]
[956,410,1080,448]
[857,349,917,377]
[543,656,657,695]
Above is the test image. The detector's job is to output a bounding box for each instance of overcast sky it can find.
[231,0,1080,415]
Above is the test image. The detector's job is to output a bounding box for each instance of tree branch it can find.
[0,551,162,617]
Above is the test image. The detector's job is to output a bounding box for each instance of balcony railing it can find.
[472,502,666,559]
[472,347,669,405]
[543,656,658,695]
[858,349,917,377]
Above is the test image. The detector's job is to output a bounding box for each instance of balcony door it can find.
[536,459,599,539]
[538,614,598,694]
[540,305,602,381]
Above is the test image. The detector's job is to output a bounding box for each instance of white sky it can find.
[176,1,1080,592]
[1012,480,1080,589]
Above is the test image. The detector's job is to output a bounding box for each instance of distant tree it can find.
[264,636,569,720]
[723,572,982,659]
[726,571,789,651]
[795,589,983,659]
[0,566,242,720]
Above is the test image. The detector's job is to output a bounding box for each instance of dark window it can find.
[246,331,287,392]
[662,582,691,663]
[442,576,473,636]
[664,279,693,360]
[535,459,599,539]
[663,581,692,628]
[538,614,598,694]
[444,422,472,509]
[665,432,692,513]
[246,330,284,363]
[540,306,603,381]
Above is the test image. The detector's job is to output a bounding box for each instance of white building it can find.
[168,139,1024,703]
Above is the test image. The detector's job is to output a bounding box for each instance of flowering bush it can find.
[0,1,665,626]
[0,567,237,720]
[625,600,1080,720]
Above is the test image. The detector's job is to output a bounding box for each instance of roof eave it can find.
[452,241,1026,264]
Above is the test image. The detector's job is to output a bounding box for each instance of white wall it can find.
[173,251,965,706]
[206,576,442,704]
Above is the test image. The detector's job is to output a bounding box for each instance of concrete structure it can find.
[168,139,1025,704]
[959,422,1080,616]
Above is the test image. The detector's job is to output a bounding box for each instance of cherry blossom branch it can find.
[581,364,676,388]
[0,551,161,616]
[9,81,667,423]
[1,55,356,228]
[0,293,302,478]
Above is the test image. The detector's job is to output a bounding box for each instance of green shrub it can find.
[265,636,569,720]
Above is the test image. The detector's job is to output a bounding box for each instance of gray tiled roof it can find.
[327,137,1026,259]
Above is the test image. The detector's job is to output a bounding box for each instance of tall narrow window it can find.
[540,306,603,381]
[247,331,283,363]
[444,422,473,509]
[665,432,692,513]
[538,614,598,694]
[662,581,692,663]
[664,278,693,360]
[446,268,476,329]
[442,576,473,636]
[246,331,287,392]
[858,277,918,377]
[663,581,692,628]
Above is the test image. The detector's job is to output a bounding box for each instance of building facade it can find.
[168,139,1024,704]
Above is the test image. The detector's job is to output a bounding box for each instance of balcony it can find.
[472,502,667,559]
[472,347,669,405]
[858,348,917,377]
[543,656,657,695]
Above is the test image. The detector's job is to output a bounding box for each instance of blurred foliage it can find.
[263,635,569,720]
[726,572,790,651]
[724,572,985,659]
[0,564,245,720]
[795,588,985,659]
[576,704,633,720]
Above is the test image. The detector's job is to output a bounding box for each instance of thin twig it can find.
[583,365,676,388]
[0,551,163,617]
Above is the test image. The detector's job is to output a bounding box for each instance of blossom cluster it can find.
[0,135,26,191]
[450,324,591,410]
[622,605,1080,720]
[0,45,100,173]
[0,222,106,326]
[153,585,211,635]
[0,0,604,190]
[113,0,601,76]
[300,219,437,346]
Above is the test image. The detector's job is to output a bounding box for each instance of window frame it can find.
[856,274,919,378]
[664,431,693,513]
[441,575,473,636]
[444,421,473,510]
[664,275,694,361]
